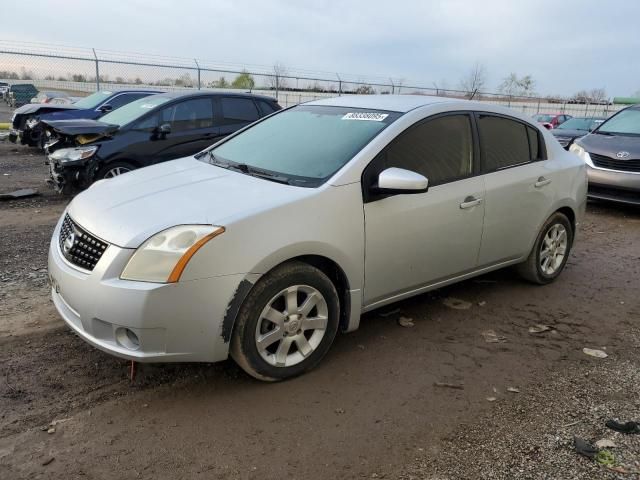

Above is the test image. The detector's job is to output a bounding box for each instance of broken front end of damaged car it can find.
[43,120,118,194]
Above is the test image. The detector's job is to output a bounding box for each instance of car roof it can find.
[156,90,278,102]
[306,94,451,113]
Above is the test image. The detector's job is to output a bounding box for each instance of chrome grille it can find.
[58,214,108,271]
[591,153,640,173]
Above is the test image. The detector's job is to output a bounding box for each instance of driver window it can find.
[383,114,473,186]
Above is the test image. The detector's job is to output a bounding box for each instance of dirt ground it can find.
[1,121,639,479]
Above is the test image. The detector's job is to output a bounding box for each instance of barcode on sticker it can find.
[342,112,389,121]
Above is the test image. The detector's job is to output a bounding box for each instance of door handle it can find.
[460,196,483,209]
[535,177,552,188]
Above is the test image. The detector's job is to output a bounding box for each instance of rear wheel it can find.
[516,212,573,284]
[230,261,340,381]
[97,161,136,180]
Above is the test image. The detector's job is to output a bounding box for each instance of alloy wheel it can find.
[539,224,567,275]
[254,285,329,367]
[103,166,131,178]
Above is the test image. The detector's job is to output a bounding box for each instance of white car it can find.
[48,95,587,381]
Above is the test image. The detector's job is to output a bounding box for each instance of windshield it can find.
[205,105,400,187]
[596,109,640,136]
[73,91,113,109]
[99,94,171,127]
[557,118,600,131]
[533,114,554,123]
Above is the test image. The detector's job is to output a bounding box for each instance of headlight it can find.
[569,143,591,163]
[121,225,225,283]
[26,118,39,129]
[49,145,99,164]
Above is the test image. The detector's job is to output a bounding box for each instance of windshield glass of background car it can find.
[597,109,640,135]
[557,118,591,130]
[99,95,172,127]
[72,91,112,109]
[208,105,400,186]
[534,115,553,122]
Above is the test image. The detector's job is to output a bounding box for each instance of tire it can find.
[516,212,573,285]
[96,161,137,180]
[230,261,340,381]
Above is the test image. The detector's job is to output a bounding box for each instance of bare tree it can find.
[458,63,486,98]
[268,62,289,91]
[589,88,607,104]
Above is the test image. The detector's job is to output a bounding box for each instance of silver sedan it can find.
[48,95,587,381]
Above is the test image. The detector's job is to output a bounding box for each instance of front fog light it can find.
[116,327,140,350]
[121,225,225,283]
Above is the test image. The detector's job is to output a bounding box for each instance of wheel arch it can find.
[222,254,355,346]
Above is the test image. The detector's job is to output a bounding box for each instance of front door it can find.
[145,97,219,164]
[363,113,485,305]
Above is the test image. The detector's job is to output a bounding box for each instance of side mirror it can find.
[157,123,171,136]
[375,167,429,194]
[99,104,113,113]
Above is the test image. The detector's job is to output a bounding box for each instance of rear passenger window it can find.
[384,114,474,185]
[477,115,530,172]
[221,97,259,124]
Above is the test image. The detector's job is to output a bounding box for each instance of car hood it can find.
[68,157,314,248]
[41,118,119,136]
[552,129,587,138]
[13,103,78,115]
[577,133,640,158]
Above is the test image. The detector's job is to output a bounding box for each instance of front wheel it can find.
[516,212,573,284]
[96,161,136,180]
[230,261,340,381]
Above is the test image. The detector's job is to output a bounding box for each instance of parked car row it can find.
[570,104,640,205]
[550,116,605,149]
[2,83,39,107]
[532,113,572,129]
[10,89,162,148]
[44,91,281,193]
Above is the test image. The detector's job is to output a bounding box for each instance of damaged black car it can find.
[45,91,281,193]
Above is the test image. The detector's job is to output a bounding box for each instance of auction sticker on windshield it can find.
[342,112,389,121]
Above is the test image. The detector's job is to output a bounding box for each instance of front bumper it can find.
[48,215,247,363]
[586,163,640,205]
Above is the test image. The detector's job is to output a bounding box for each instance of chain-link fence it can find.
[0,40,624,116]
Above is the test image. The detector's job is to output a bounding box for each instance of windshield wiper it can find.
[206,152,291,184]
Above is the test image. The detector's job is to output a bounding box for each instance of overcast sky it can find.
[3,0,639,97]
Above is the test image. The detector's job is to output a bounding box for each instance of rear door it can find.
[216,96,261,138]
[476,113,555,265]
[363,113,485,305]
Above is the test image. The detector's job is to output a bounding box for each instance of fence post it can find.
[584,101,589,116]
[508,95,512,107]
[536,97,541,114]
[92,48,100,91]
[275,74,279,101]
[336,73,342,96]
[194,59,201,90]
